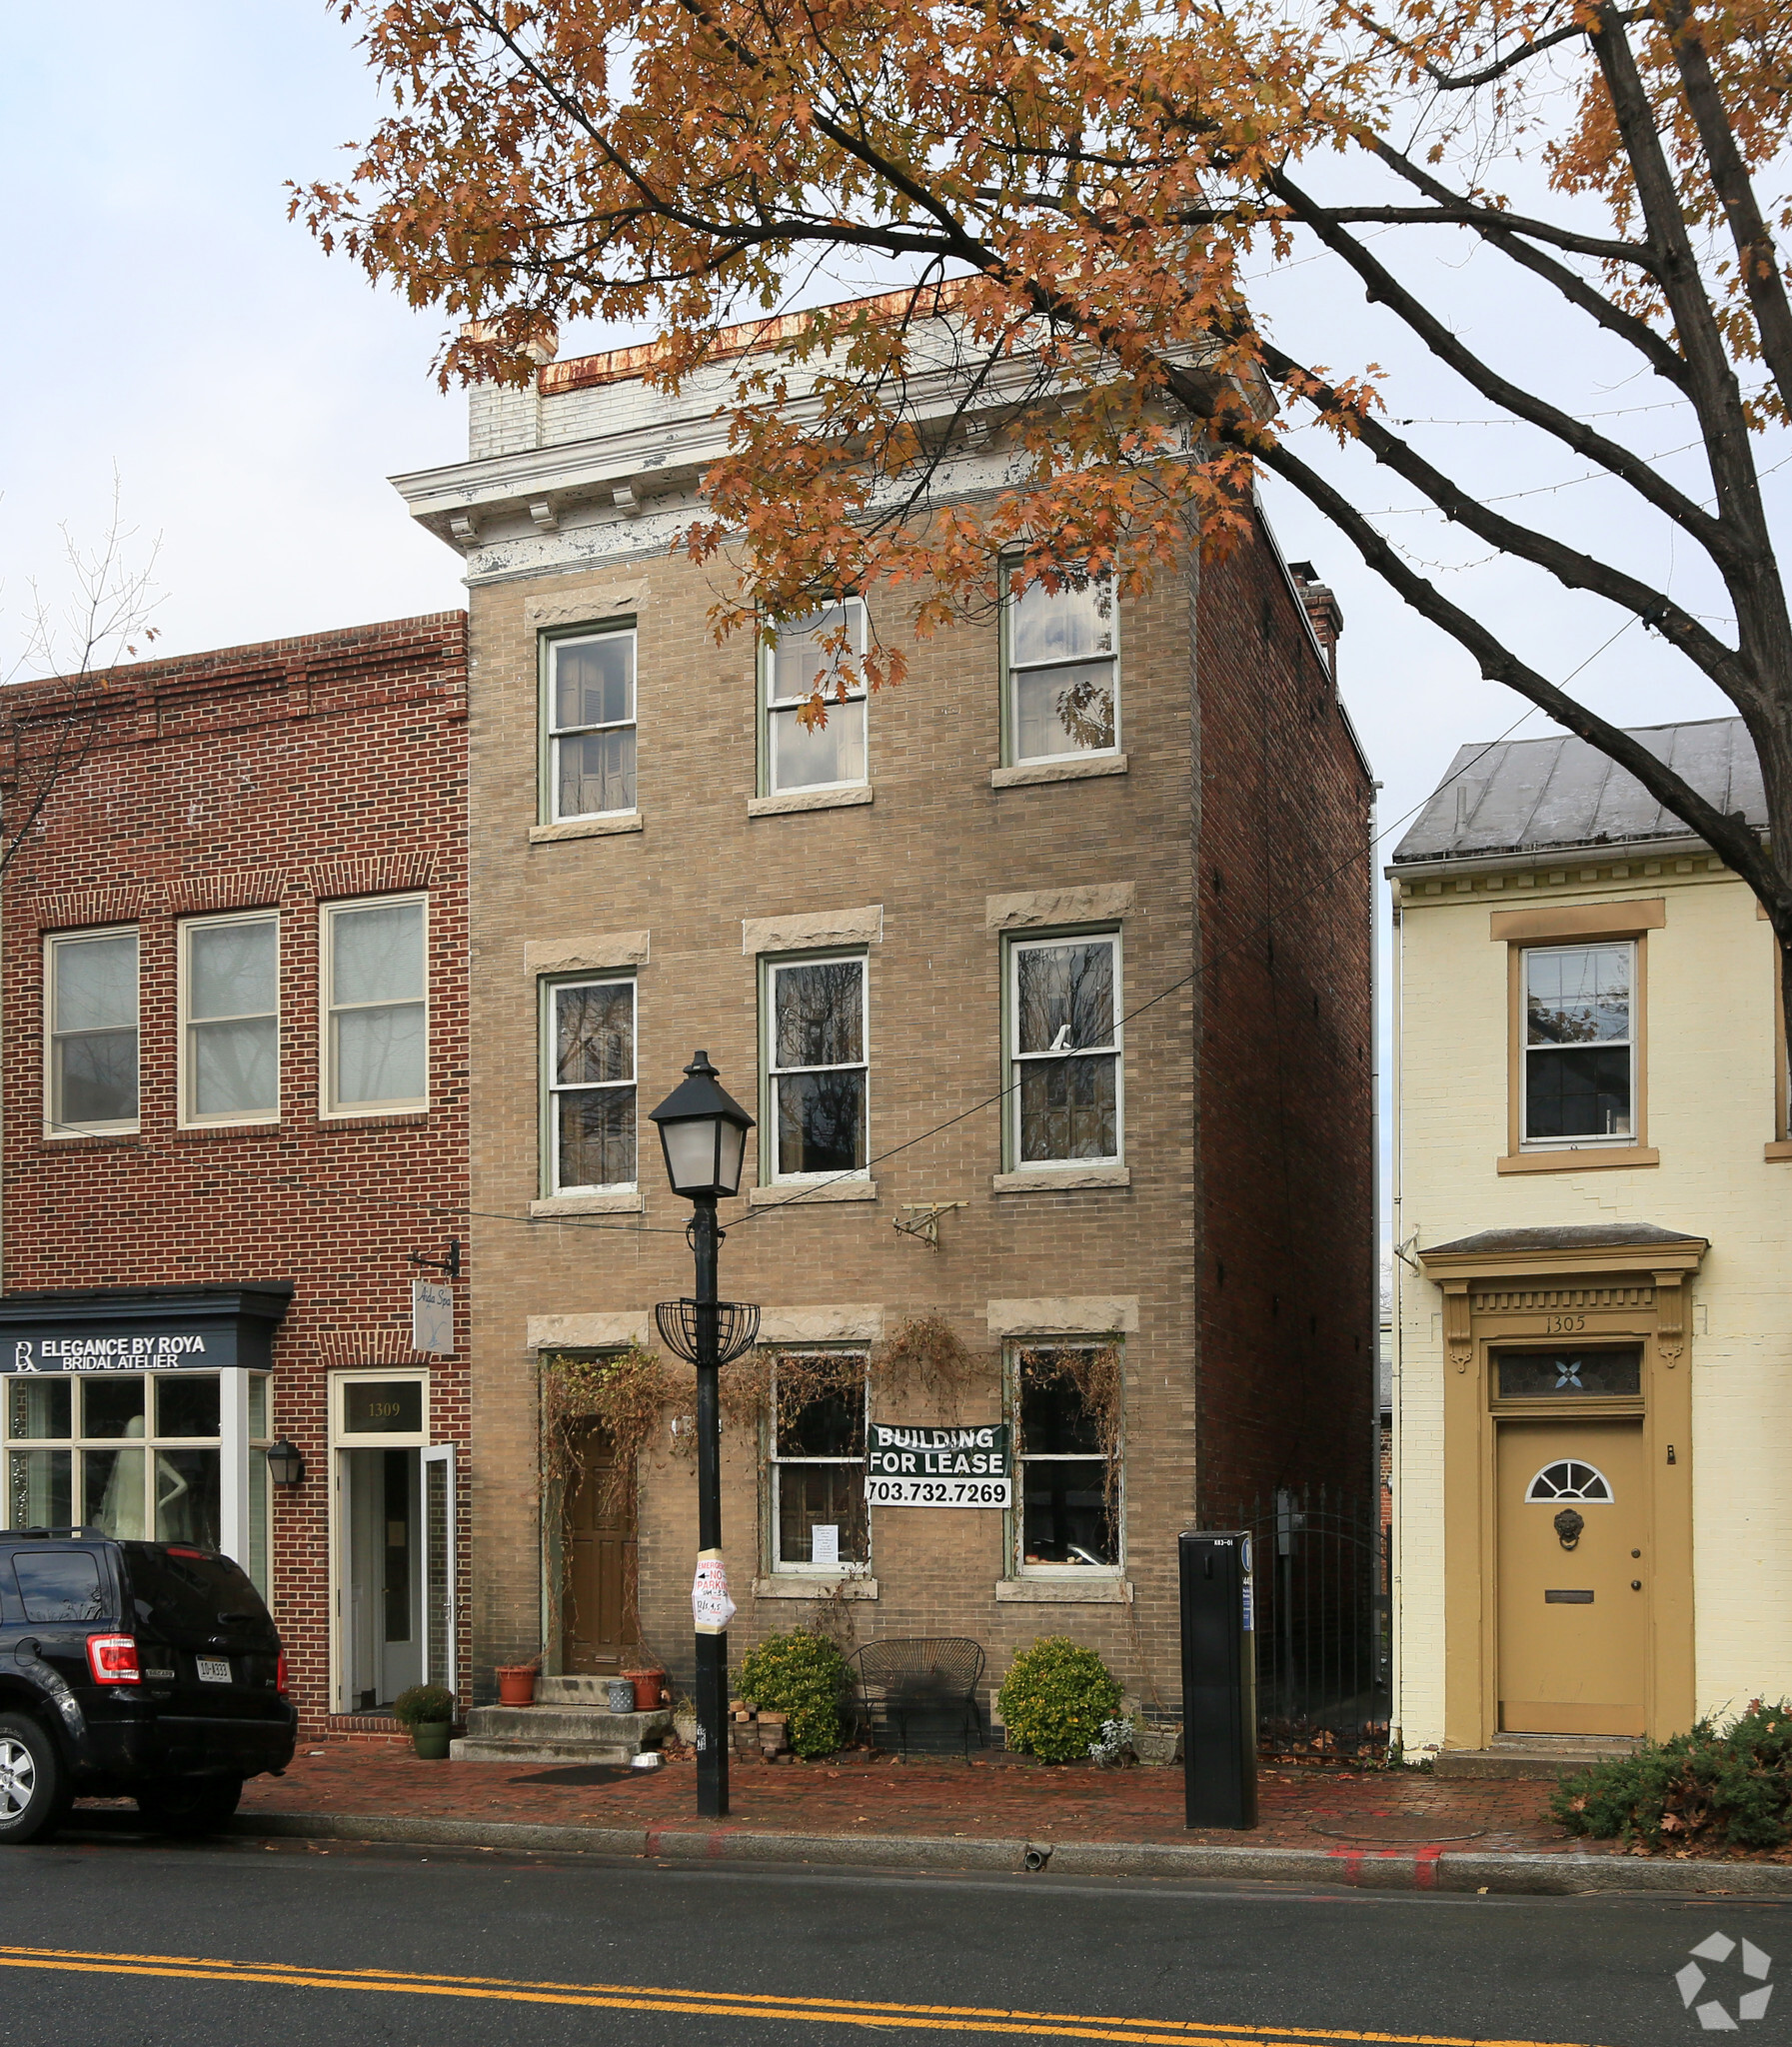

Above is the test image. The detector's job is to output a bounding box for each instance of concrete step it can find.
[1435,1735,1641,1781]
[463,1704,671,1748]
[537,1675,662,1708]
[452,1736,638,1765]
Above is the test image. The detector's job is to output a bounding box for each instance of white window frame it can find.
[762,599,870,798]
[44,925,141,1138]
[543,974,639,1195]
[1007,1340,1124,1578]
[1524,1459,1615,1504]
[332,1369,432,1448]
[178,910,281,1129]
[1001,565,1120,768]
[767,1349,871,1576]
[546,624,638,823]
[319,893,430,1118]
[764,951,871,1185]
[1005,930,1123,1171]
[1519,939,1636,1150]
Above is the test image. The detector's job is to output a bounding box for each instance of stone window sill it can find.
[753,1576,880,1600]
[992,1165,1130,1192]
[748,786,875,818]
[1496,1145,1659,1174]
[530,812,643,844]
[749,1179,879,1206]
[173,1122,282,1141]
[530,1190,645,1216]
[991,753,1127,790]
[1765,1140,1792,1161]
[994,1577,1133,1604]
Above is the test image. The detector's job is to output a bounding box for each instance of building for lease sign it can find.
[866,1422,1010,1507]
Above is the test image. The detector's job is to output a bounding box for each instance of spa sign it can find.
[866,1422,1010,1508]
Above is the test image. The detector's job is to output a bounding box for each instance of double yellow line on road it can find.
[0,1942,1607,2047]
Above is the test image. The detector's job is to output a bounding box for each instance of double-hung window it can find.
[1003,569,1118,766]
[545,978,637,1192]
[547,627,637,821]
[1007,933,1121,1166]
[769,1351,869,1572]
[180,912,279,1124]
[1521,942,1634,1145]
[46,928,140,1135]
[766,955,868,1179]
[1011,1344,1121,1572]
[323,895,428,1115]
[764,601,868,795]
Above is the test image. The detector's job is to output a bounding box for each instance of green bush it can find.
[997,1637,1123,1763]
[1551,1699,1792,1853]
[393,1683,456,1727]
[737,1629,851,1758]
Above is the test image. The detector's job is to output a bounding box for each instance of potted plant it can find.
[622,1662,668,1712]
[394,1683,457,1760]
[495,1654,541,1706]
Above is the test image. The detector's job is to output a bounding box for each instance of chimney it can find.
[1288,562,1343,681]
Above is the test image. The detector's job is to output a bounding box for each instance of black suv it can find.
[0,1529,296,1843]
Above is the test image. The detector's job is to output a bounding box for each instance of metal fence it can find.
[1230,1487,1390,1763]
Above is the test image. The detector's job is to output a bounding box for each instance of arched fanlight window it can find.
[1525,1459,1613,1503]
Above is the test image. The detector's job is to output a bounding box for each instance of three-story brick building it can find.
[394,308,1376,1722]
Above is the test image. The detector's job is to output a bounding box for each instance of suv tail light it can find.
[86,1634,142,1685]
[276,1650,290,1696]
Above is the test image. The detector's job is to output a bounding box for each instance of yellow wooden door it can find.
[1496,1417,1647,1736]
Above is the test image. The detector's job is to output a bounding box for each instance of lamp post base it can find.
[696,1628,730,1818]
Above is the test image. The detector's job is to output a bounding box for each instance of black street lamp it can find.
[650,1049,759,1818]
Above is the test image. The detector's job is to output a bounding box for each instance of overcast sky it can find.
[4,2,1780,1200]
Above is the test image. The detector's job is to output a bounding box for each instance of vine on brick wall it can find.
[540,1344,680,1518]
[875,1312,984,1416]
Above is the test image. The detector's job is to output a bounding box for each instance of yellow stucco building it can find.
[1390,716,1791,1766]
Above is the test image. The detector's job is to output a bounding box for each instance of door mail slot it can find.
[1545,1589,1595,1603]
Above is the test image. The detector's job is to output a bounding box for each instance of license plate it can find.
[195,1657,232,1684]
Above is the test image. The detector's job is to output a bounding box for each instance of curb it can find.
[225,1810,1792,1895]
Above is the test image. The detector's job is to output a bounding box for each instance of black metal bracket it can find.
[409,1238,462,1281]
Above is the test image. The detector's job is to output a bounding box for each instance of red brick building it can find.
[0,613,468,1735]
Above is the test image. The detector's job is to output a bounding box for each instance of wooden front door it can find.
[561,1424,639,1675]
[1496,1417,1647,1736]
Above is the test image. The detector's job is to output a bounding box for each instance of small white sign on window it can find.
[412,1278,454,1356]
[811,1523,841,1568]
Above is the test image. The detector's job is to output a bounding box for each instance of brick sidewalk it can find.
[236,1743,1602,1856]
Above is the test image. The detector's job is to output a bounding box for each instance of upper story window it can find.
[180,912,279,1126]
[548,627,637,821]
[768,1350,870,1573]
[1003,569,1118,767]
[1007,932,1122,1167]
[766,955,868,1180]
[322,895,428,1115]
[46,927,140,1136]
[1522,942,1633,1146]
[545,977,637,1193]
[764,601,868,796]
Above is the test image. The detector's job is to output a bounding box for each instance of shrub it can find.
[1551,1699,1792,1853]
[997,1637,1123,1763]
[737,1629,851,1758]
[393,1683,456,1727]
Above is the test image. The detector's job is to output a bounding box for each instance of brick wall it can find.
[0,614,470,1731]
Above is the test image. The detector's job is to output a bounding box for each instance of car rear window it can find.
[13,1549,109,1623]
[123,1547,270,1638]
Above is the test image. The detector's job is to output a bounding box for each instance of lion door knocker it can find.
[1553,1507,1584,1550]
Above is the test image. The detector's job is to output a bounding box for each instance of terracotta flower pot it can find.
[412,1721,452,1760]
[623,1668,665,1713]
[496,1665,538,1707]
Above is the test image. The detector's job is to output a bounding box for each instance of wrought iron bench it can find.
[851,1637,986,1757]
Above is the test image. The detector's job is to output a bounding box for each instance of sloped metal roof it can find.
[1392,716,1763,865]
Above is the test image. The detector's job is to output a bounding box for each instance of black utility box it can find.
[1178,1529,1258,1829]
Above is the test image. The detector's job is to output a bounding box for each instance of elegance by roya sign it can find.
[866,1422,1010,1508]
[2,1328,228,1374]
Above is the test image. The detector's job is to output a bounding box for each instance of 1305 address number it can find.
[865,1477,1011,1508]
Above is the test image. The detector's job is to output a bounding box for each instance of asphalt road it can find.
[0,1818,1781,2047]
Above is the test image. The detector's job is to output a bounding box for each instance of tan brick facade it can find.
[400,331,1375,1723]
